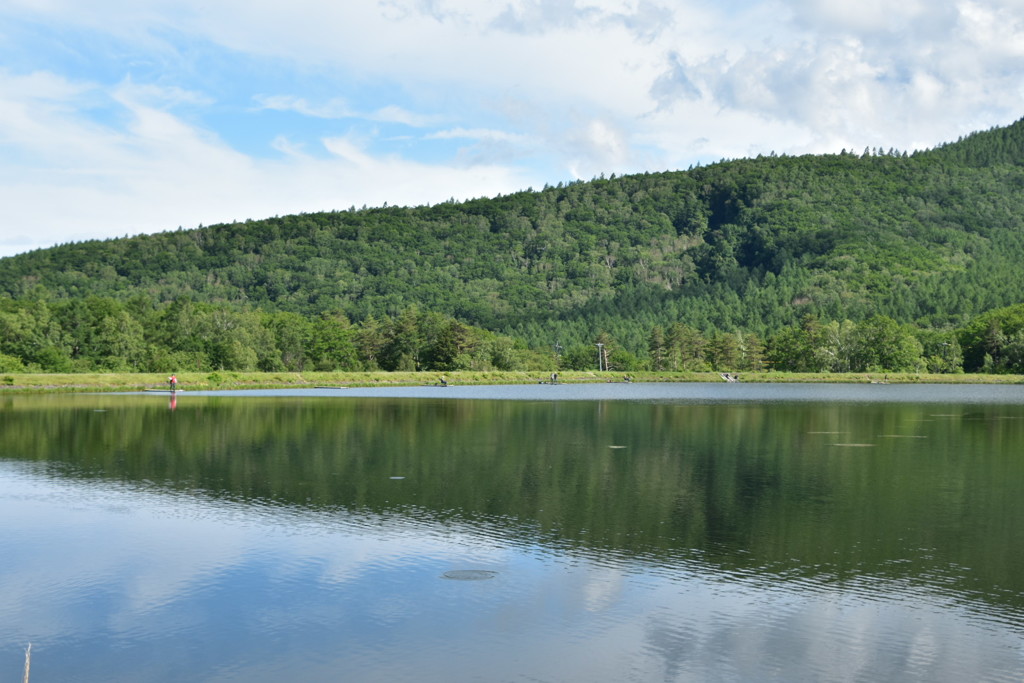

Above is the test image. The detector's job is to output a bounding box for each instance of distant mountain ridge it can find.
[3,117,1024,352]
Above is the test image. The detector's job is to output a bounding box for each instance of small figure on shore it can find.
[439,375,447,387]
[169,374,178,392]
[550,372,558,384]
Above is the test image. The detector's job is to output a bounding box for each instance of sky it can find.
[1,0,1023,258]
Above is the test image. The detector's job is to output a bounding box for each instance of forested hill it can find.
[3,117,1024,354]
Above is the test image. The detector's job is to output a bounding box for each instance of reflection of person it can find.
[169,374,178,392]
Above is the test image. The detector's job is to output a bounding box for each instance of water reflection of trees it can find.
[3,395,1024,609]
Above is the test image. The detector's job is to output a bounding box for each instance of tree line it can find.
[5,292,1024,375]
[0,294,540,374]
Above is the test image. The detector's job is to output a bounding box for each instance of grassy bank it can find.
[1,370,1023,393]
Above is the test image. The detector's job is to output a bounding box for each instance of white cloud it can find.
[640,1,1024,158]
[372,104,439,127]
[650,51,703,108]
[254,95,439,127]
[490,0,604,33]
[566,117,632,179]
[426,127,531,143]
[958,0,1024,58]
[1,0,1024,256]
[255,94,355,119]
[784,0,941,34]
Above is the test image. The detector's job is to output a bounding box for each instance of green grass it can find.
[1,370,1022,393]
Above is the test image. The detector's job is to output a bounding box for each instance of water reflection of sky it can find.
[2,459,1022,683]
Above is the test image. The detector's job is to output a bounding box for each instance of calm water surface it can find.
[1,383,1023,682]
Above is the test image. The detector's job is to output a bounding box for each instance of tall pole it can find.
[596,343,605,371]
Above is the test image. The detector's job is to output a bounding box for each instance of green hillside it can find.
[3,117,1024,373]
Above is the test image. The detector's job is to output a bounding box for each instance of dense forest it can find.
[3,117,1024,374]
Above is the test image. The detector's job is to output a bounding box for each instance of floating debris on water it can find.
[442,570,498,581]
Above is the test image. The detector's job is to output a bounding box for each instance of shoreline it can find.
[2,370,1023,394]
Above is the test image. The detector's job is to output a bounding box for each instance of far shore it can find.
[2,370,1023,393]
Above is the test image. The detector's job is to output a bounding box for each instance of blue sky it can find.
[1,0,1023,258]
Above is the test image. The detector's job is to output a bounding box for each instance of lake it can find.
[1,383,1023,682]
